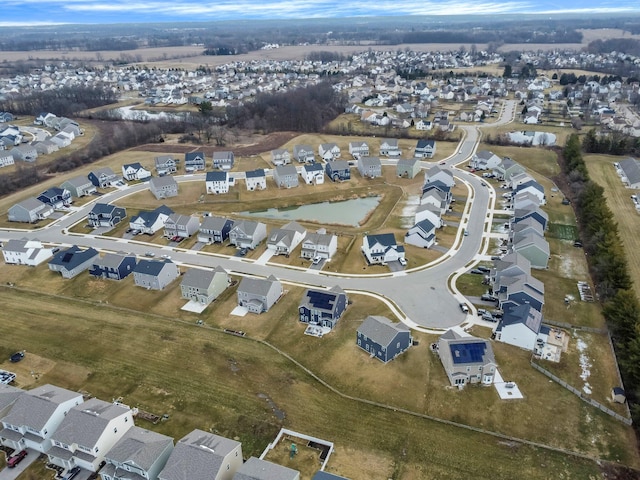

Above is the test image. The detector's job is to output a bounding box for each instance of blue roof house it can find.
[356,316,412,363]
[299,285,348,330]
[48,245,99,279]
[325,160,351,182]
[133,259,180,290]
[89,252,137,281]
[362,233,405,265]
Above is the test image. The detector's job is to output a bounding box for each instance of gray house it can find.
[271,149,291,165]
[10,144,38,162]
[379,138,400,157]
[88,167,119,188]
[155,155,178,176]
[236,275,283,314]
[48,245,99,279]
[266,221,306,255]
[88,203,126,228]
[396,158,421,178]
[149,176,179,200]
[198,216,234,244]
[60,176,96,198]
[164,213,200,239]
[229,220,267,249]
[437,329,497,387]
[293,144,315,163]
[185,151,206,172]
[212,151,235,170]
[8,197,54,223]
[133,259,180,290]
[181,266,230,305]
[357,156,382,178]
[233,457,300,480]
[273,164,299,188]
[356,316,412,363]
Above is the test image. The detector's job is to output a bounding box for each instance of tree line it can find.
[582,129,640,157]
[0,86,117,117]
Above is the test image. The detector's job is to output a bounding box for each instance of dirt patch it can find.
[0,353,56,388]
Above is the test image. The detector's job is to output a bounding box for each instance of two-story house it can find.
[2,238,54,266]
[122,162,152,181]
[270,149,291,166]
[362,233,405,265]
[357,157,382,178]
[89,252,137,281]
[437,328,497,387]
[8,197,54,223]
[129,205,174,235]
[293,144,315,163]
[61,176,97,198]
[266,221,306,255]
[164,213,200,239]
[356,316,413,363]
[133,259,180,290]
[300,163,325,185]
[88,203,127,229]
[88,167,119,188]
[325,160,350,182]
[198,216,234,244]
[299,285,348,330]
[229,220,267,250]
[185,151,206,172]
[300,230,337,259]
[245,169,267,191]
[212,151,235,170]
[181,266,230,306]
[273,165,299,188]
[48,245,100,279]
[206,171,230,194]
[149,176,179,200]
[155,155,178,176]
[236,275,282,314]
[37,187,72,209]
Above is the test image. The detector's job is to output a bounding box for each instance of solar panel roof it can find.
[450,342,487,364]
[306,290,337,311]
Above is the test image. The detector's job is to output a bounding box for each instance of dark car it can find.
[238,248,248,257]
[10,351,24,363]
[64,466,81,480]
[481,294,497,302]
[477,266,491,273]
[7,450,27,468]
[470,269,484,275]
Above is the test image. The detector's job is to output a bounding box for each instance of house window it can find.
[114,427,117,433]
[397,342,401,349]
[357,339,361,346]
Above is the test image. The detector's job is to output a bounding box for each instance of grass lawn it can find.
[456,273,488,297]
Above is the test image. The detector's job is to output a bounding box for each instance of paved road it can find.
[0,101,516,330]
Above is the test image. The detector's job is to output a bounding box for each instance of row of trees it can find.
[0,86,117,117]
[582,129,640,157]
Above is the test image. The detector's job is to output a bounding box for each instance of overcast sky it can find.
[2,0,639,26]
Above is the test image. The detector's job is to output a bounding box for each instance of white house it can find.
[348,141,370,159]
[122,162,152,181]
[470,150,501,170]
[300,162,325,185]
[300,229,338,259]
[362,233,405,265]
[266,221,306,255]
[0,152,14,168]
[318,143,340,161]
[493,304,543,351]
[206,171,230,194]
[245,169,267,190]
[2,238,54,266]
[405,219,437,249]
[424,165,455,188]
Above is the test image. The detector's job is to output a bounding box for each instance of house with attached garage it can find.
[185,151,206,172]
[158,429,243,480]
[424,165,455,188]
[494,270,545,313]
[414,139,437,158]
[325,160,351,182]
[512,205,548,231]
[49,132,72,148]
[164,213,200,239]
[245,169,267,190]
[37,187,72,209]
[379,138,401,157]
[493,157,525,181]
[212,151,235,170]
[8,197,54,223]
[301,229,337,259]
[273,164,299,188]
[493,304,544,351]
[511,216,544,239]
[511,191,542,210]
[421,184,452,214]
[122,162,152,181]
[198,216,234,244]
[300,162,325,185]
[149,175,179,200]
[470,150,501,170]
[154,155,178,176]
[405,218,437,249]
[357,156,382,178]
[396,158,420,178]
[206,171,230,194]
[618,157,640,189]
[299,285,348,330]
[2,238,54,266]
[236,275,283,314]
[32,139,59,155]
[514,180,545,204]
[319,143,341,161]
[133,259,180,290]
[233,457,300,480]
[511,232,550,269]
[129,205,174,235]
[0,384,83,453]
[10,144,37,162]
[88,203,127,229]
[48,245,99,279]
[229,220,267,249]
[0,112,14,123]
[437,328,497,387]
[270,149,291,166]
[181,266,230,306]
[0,152,14,168]
[34,112,56,126]
[293,144,315,163]
[61,176,96,198]
[362,233,405,265]
[89,252,137,281]
[356,315,413,363]
[88,167,119,188]
[415,203,443,228]
[267,221,306,255]
[415,119,433,131]
[99,426,174,480]
[348,141,369,159]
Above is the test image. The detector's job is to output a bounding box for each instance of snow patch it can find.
[400,194,420,229]
[576,337,592,395]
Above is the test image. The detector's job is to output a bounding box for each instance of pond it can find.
[240,196,381,227]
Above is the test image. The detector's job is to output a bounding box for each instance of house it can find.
[512,233,550,269]
[300,162,325,185]
[493,304,543,351]
[229,220,267,249]
[0,384,83,453]
[356,316,412,363]
[47,398,134,473]
[362,233,405,265]
[0,152,14,168]
[133,259,180,290]
[299,285,348,329]
[122,162,152,181]
[181,266,230,305]
[61,176,96,198]
[415,203,443,228]
[420,187,450,215]
[185,151,206,172]
[424,165,455,188]
[493,157,525,181]
[300,229,337,259]
[236,275,283,314]
[511,191,542,210]
[405,218,437,249]
[415,119,433,131]
[326,160,351,182]
[494,271,545,313]
[0,384,22,420]
[293,144,315,163]
[0,112,14,123]
[414,139,437,158]
[164,213,200,239]
[357,156,382,178]
[130,205,174,235]
[515,180,545,204]
[159,430,242,480]
[206,171,230,194]
[10,144,37,162]
[273,164,299,188]
[233,457,300,480]
[48,245,100,279]
[34,112,56,126]
[88,203,127,229]
[618,158,640,188]
[155,155,178,175]
[470,150,501,170]
[270,149,291,165]
[212,151,235,170]
[88,167,119,188]
[245,169,267,190]
[2,238,54,266]
[8,197,54,223]
[318,143,341,161]
[32,139,59,155]
[99,426,174,480]
[89,252,137,281]
[437,328,497,387]
[149,176,179,200]
[49,132,71,148]
[267,221,306,255]
[379,138,401,157]
[512,206,549,231]
[37,187,72,209]
[198,216,234,244]
[396,158,420,178]
[348,141,369,159]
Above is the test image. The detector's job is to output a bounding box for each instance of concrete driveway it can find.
[0,449,38,480]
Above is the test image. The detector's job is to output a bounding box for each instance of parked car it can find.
[238,248,248,257]
[7,450,27,468]
[398,257,407,266]
[482,312,496,322]
[477,266,491,273]
[64,466,81,480]
[470,269,484,275]
[10,351,24,363]
[481,293,497,302]
[144,251,155,257]
[459,303,469,313]
[161,254,171,259]
[463,229,469,236]
[477,308,488,316]
[312,256,323,265]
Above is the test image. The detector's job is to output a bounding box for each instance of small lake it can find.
[240,196,381,227]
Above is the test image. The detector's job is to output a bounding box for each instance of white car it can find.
[161,254,171,259]
[398,257,407,266]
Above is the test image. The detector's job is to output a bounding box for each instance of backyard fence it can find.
[543,319,607,334]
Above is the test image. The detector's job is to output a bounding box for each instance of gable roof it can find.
[93,252,135,270]
[233,457,299,480]
[300,285,346,313]
[364,233,397,248]
[238,275,280,297]
[357,315,410,347]
[500,304,543,334]
[2,384,80,431]
[438,329,496,367]
[134,259,174,276]
[201,216,233,231]
[104,426,173,472]
[206,171,229,182]
[245,168,266,178]
[181,267,226,290]
[49,245,99,270]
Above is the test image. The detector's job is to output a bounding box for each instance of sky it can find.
[2,0,640,26]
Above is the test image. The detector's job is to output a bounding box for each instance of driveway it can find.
[0,449,38,480]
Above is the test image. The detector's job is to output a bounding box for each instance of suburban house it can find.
[61,176,96,198]
[198,216,234,244]
[415,120,433,131]
[155,155,178,176]
[293,144,315,163]
[270,149,291,165]
[10,144,37,162]
[424,165,455,188]
[348,141,370,159]
[266,221,306,255]
[318,143,341,161]
[405,218,437,249]
[122,162,152,181]
[273,164,299,188]
[185,151,206,172]
[164,213,200,239]
[236,275,283,314]
[233,457,300,480]
[47,398,134,473]
[437,328,497,387]
[511,217,544,239]
[181,266,230,306]
[0,152,14,168]
[8,197,54,223]
[99,426,174,480]
[414,139,437,158]
[493,157,525,181]
[89,252,137,281]
[420,187,450,215]
[300,230,337,259]
[379,138,401,157]
[470,150,501,170]
[49,132,72,148]
[88,167,119,188]
[396,158,421,179]
[133,259,180,290]
[494,270,545,313]
[356,315,413,363]
[149,175,179,200]
[158,430,243,480]
[48,245,100,278]
[300,162,325,185]
[88,203,127,229]
[0,384,22,419]
[515,180,545,205]
[229,220,267,249]
[299,285,348,329]
[245,169,267,190]
[325,160,351,182]
[362,233,405,265]
[512,232,550,269]
[2,238,54,266]
[130,205,174,235]
[206,171,230,194]
[512,191,542,210]
[212,151,235,170]
[37,187,72,209]
[494,304,544,351]
[33,139,59,155]
[415,203,444,228]
[512,206,549,231]
[0,384,83,453]
[357,156,382,178]
[618,157,640,188]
